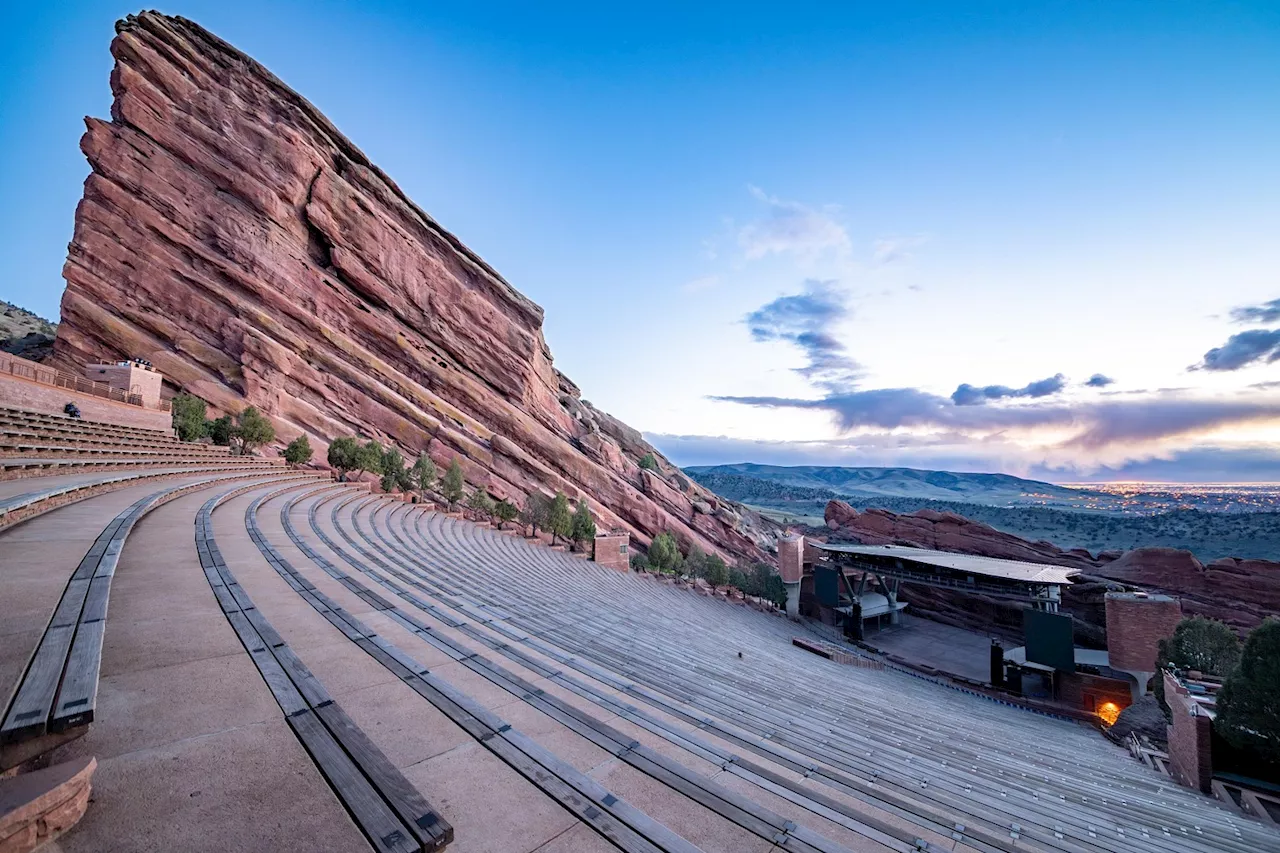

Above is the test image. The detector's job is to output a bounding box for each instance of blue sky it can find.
[3,2,1280,480]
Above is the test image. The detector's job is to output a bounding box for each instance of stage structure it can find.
[807,542,1080,638]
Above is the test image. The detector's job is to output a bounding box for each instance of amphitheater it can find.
[2,405,1278,853]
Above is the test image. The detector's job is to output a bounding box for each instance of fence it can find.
[0,352,171,412]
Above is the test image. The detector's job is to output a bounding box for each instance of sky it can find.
[2,1,1280,482]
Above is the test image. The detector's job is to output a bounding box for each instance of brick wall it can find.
[778,535,804,584]
[593,533,630,572]
[0,373,172,432]
[1057,671,1133,715]
[1165,672,1214,793]
[1106,593,1182,672]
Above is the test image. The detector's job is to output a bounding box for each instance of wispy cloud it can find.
[951,374,1066,406]
[744,279,860,391]
[1194,329,1280,372]
[871,234,928,265]
[1230,297,1280,325]
[682,274,721,292]
[738,186,850,260]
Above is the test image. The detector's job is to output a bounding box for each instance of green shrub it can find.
[232,406,275,454]
[1155,615,1242,713]
[571,498,596,549]
[327,436,359,480]
[411,455,437,493]
[494,498,519,526]
[206,415,234,446]
[354,440,384,478]
[442,458,465,508]
[704,554,729,587]
[283,435,312,466]
[1216,618,1280,762]
[520,493,549,535]
[379,447,411,493]
[648,532,682,574]
[638,452,659,471]
[548,492,572,544]
[171,393,207,442]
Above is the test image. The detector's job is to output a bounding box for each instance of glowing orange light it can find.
[1097,702,1121,726]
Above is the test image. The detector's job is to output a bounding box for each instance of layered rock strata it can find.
[54,12,776,562]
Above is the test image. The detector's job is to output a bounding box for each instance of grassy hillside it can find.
[0,300,57,361]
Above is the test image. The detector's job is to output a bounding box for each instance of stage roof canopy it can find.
[811,543,1079,586]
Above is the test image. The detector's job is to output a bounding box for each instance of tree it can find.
[171,393,207,442]
[1155,615,1242,712]
[327,437,360,480]
[380,447,410,493]
[520,492,549,537]
[648,532,682,575]
[410,455,437,494]
[630,553,651,572]
[683,546,707,580]
[467,488,495,521]
[547,492,573,544]
[704,554,729,587]
[442,458,465,509]
[232,406,275,454]
[354,440,384,479]
[494,498,519,528]
[1216,617,1280,762]
[728,567,749,593]
[206,414,234,447]
[570,498,596,550]
[283,435,313,466]
[639,452,659,472]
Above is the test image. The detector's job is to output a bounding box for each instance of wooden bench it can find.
[0,471,322,769]
[196,485,452,853]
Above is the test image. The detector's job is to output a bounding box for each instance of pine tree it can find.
[1216,617,1280,762]
[520,493,549,537]
[570,498,596,550]
[354,440,384,479]
[170,393,207,442]
[410,455,437,494]
[327,437,359,480]
[442,458,465,509]
[467,488,495,521]
[548,492,573,544]
[379,447,409,493]
[648,532,682,574]
[232,406,275,454]
[494,498,519,528]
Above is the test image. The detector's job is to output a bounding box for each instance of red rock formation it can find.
[822,500,1279,636]
[53,12,775,562]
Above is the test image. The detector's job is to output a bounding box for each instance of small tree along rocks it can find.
[283,434,312,466]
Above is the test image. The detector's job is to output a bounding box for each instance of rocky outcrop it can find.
[53,12,776,562]
[822,500,1279,639]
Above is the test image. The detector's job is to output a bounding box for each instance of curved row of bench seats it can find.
[308,494,1275,853]
[0,470,325,771]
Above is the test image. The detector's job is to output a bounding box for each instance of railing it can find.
[0,352,170,411]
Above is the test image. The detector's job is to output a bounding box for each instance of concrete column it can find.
[785,582,801,620]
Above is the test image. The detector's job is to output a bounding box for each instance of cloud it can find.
[1086,373,1115,387]
[1195,329,1280,371]
[872,235,928,265]
[738,186,850,259]
[951,374,1066,406]
[744,279,860,390]
[1230,297,1280,325]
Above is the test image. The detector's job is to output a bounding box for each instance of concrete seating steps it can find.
[332,496,1276,853]
[195,484,452,853]
[0,456,280,483]
[0,465,295,532]
[411,507,1266,853]
[0,407,175,442]
[0,434,238,458]
[0,470,324,772]
[264,486,886,853]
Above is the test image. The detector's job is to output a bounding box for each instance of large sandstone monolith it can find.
[54,12,776,563]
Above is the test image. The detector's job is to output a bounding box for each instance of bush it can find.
[727,567,749,593]
[639,452,659,472]
[683,546,707,579]
[206,414,234,447]
[1216,617,1280,762]
[379,447,412,493]
[411,456,437,493]
[355,440,384,478]
[327,436,359,480]
[233,406,275,454]
[648,532,682,574]
[494,498,519,527]
[704,554,729,587]
[467,488,495,520]
[571,498,596,549]
[442,458,465,508]
[548,492,572,544]
[171,393,207,442]
[283,435,313,466]
[1155,615,1242,712]
[520,493,549,536]
[630,553,651,572]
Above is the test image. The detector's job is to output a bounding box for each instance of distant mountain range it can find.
[683,463,1098,507]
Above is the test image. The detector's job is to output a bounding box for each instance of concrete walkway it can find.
[46,484,367,852]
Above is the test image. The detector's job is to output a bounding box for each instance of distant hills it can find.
[0,300,57,361]
[683,463,1097,507]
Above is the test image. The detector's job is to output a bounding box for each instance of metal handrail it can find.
[0,352,168,411]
